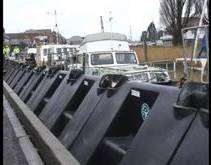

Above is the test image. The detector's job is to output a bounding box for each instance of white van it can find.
[75,32,170,83]
[39,44,79,63]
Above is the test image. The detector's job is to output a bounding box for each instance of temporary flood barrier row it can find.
[3,60,209,165]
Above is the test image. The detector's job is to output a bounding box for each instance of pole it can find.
[144,41,148,62]
[47,10,60,44]
[205,27,209,81]
[100,16,104,33]
[109,11,113,50]
[130,25,132,41]
[192,0,207,58]
[82,53,86,74]
[143,31,148,62]
[54,10,59,44]
[189,0,207,80]
[173,61,176,79]
[181,28,189,79]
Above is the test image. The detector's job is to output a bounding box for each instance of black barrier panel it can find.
[4,65,18,81]
[3,60,12,72]
[4,65,18,80]
[49,78,96,137]
[26,74,52,105]
[58,78,106,148]
[69,82,131,164]
[87,88,159,165]
[6,67,22,84]
[119,84,199,165]
[169,110,209,165]
[33,73,67,116]
[69,82,183,165]
[3,61,9,71]
[3,67,13,79]
[13,70,34,95]
[3,66,14,80]
[20,73,45,103]
[39,75,98,132]
[9,69,26,89]
[7,66,23,85]
[27,72,67,115]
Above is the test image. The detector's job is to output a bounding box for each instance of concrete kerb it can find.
[4,95,43,165]
[3,81,80,165]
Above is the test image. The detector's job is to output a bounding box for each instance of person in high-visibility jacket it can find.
[13,46,20,60]
[3,45,10,58]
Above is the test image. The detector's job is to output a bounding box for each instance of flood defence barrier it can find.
[3,60,209,165]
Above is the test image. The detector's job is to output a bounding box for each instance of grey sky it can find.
[3,0,162,40]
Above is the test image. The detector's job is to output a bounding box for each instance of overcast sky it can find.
[3,0,162,40]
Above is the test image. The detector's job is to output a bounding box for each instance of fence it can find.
[131,46,183,63]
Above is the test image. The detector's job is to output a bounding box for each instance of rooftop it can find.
[81,32,128,45]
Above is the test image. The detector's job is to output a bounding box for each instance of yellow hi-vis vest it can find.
[3,46,10,57]
[13,47,20,55]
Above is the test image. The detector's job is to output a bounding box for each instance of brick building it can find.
[6,29,66,47]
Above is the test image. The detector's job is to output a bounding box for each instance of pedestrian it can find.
[3,45,10,59]
[13,46,20,60]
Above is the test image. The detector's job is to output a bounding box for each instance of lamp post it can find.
[109,11,113,50]
[47,10,60,44]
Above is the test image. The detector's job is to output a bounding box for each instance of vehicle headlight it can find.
[150,72,170,82]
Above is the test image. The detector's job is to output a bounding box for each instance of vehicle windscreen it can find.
[91,53,114,65]
[115,53,137,64]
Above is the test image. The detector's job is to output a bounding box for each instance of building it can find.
[4,34,10,44]
[3,27,10,44]
[160,35,173,47]
[6,29,66,47]
[184,17,200,27]
[67,36,84,45]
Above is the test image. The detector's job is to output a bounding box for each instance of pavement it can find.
[3,109,28,165]
[3,94,43,165]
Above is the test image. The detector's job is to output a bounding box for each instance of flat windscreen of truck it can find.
[88,88,159,165]
[91,53,114,65]
[115,53,137,64]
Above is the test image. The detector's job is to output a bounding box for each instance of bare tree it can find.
[147,22,157,42]
[160,0,205,46]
